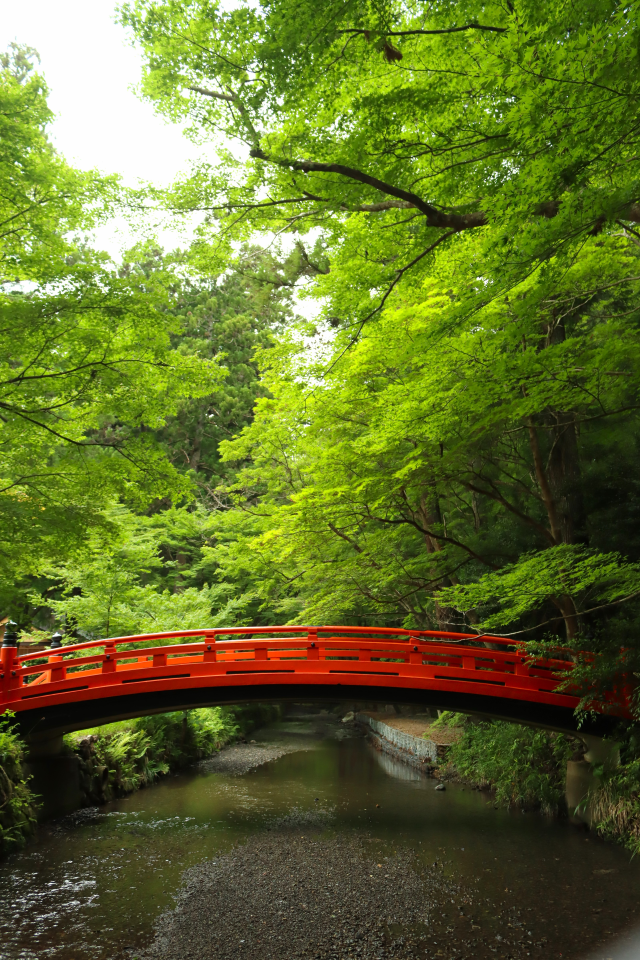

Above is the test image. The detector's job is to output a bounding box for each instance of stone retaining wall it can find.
[356,713,438,762]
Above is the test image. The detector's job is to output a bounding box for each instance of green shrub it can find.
[67,707,243,799]
[0,712,39,856]
[67,704,283,803]
[444,720,575,815]
[589,761,640,854]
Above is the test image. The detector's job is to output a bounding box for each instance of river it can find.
[1,713,639,960]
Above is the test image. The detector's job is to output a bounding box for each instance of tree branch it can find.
[187,84,235,103]
[250,147,482,230]
[249,148,640,233]
[365,509,499,568]
[339,24,507,37]
[460,478,556,546]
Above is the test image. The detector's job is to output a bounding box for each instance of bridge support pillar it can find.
[565,760,595,824]
[24,734,83,821]
[581,735,620,770]
[565,736,620,826]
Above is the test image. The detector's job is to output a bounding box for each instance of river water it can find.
[1,715,640,960]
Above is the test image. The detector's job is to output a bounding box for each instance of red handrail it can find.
[0,625,625,721]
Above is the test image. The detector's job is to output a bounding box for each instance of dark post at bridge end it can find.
[0,620,19,705]
[50,632,63,649]
[2,620,18,646]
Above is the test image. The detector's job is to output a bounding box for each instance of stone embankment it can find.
[354,711,462,773]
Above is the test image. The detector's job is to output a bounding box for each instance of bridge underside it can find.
[14,681,616,742]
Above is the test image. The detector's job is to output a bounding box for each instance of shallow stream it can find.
[1,715,639,960]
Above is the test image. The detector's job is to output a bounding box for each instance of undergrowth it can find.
[439,715,576,815]
[0,712,39,857]
[587,728,640,855]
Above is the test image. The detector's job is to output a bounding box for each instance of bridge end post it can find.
[0,620,19,705]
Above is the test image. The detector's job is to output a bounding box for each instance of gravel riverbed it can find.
[198,739,316,776]
[137,820,548,960]
[127,726,630,960]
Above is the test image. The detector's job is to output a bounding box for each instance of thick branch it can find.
[347,200,414,212]
[327,522,363,553]
[460,478,556,546]
[339,24,507,37]
[366,510,499,568]
[190,84,261,146]
[250,147,481,230]
[527,418,563,544]
[250,148,640,233]
[187,85,235,103]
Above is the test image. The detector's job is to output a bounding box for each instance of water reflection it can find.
[0,716,638,960]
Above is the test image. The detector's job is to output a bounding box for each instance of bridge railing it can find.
[0,625,582,714]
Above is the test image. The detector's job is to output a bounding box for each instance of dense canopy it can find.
[3,1,640,709]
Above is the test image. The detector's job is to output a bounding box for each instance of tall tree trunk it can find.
[546,410,587,546]
[418,494,465,631]
[525,317,587,641]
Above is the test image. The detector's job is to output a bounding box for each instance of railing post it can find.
[203,632,217,663]
[48,631,65,683]
[409,640,422,665]
[102,641,117,674]
[1,621,20,702]
[307,628,318,660]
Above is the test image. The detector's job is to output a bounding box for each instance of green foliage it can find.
[439,546,640,633]
[0,712,39,857]
[7,0,640,727]
[199,247,640,639]
[38,507,249,638]
[444,720,575,815]
[109,0,640,718]
[67,707,242,797]
[589,761,640,855]
[120,0,640,322]
[0,49,220,621]
[155,245,297,488]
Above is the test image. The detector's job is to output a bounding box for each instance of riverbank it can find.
[356,711,462,773]
[64,704,282,809]
[359,709,640,858]
[0,712,39,858]
[0,704,282,860]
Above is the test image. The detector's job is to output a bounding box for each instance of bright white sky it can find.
[0,0,319,317]
[0,0,204,255]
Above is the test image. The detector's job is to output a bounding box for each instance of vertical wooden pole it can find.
[1,621,19,703]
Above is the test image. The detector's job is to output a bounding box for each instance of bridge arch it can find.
[0,625,623,745]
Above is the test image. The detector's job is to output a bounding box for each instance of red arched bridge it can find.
[0,625,625,738]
